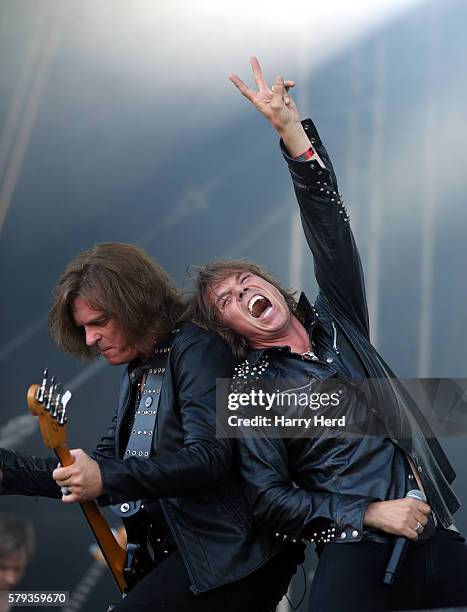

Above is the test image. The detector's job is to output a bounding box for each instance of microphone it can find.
[383,489,427,586]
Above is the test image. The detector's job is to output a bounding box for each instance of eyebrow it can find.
[75,314,108,327]
[88,315,108,324]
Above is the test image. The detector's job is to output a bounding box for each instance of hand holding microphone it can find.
[383,490,429,585]
[364,490,431,586]
[364,490,431,540]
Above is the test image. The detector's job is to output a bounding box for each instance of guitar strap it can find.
[111,343,171,519]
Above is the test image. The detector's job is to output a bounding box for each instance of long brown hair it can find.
[185,260,300,360]
[49,243,184,359]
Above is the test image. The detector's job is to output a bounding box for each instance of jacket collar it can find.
[245,293,318,366]
[296,292,319,329]
[127,328,181,384]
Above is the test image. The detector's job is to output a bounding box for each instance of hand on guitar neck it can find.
[53,448,104,503]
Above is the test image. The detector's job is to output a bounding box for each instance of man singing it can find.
[188,58,467,611]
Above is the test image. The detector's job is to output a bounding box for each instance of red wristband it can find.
[293,147,316,162]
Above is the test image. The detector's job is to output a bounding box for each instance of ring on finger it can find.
[61,486,71,496]
[414,521,423,534]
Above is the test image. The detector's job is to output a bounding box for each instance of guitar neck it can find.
[55,445,127,594]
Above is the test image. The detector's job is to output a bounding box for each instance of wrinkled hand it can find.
[53,448,104,504]
[230,57,300,134]
[230,57,311,157]
[364,498,431,540]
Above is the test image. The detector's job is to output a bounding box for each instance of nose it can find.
[235,285,249,301]
[84,327,101,347]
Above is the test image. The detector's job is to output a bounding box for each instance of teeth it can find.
[248,294,265,315]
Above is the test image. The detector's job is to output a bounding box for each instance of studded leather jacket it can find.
[233,119,460,547]
[0,324,287,594]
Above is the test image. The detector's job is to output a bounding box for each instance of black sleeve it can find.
[281,119,370,337]
[237,432,373,541]
[0,449,61,498]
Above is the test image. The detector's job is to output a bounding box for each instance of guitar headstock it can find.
[27,369,72,449]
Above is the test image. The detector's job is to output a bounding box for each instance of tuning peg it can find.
[46,376,55,411]
[50,382,62,418]
[61,390,72,409]
[37,368,48,403]
[58,390,72,425]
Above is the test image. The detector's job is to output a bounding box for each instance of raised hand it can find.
[230,57,310,157]
[229,57,299,133]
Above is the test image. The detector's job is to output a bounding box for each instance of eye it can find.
[93,316,109,327]
[240,274,250,284]
[220,295,231,309]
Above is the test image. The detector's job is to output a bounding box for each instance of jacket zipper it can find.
[331,321,340,354]
[411,452,450,527]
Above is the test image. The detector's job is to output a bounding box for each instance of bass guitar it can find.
[27,368,153,594]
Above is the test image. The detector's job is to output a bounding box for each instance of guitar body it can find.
[121,516,157,588]
[112,501,175,589]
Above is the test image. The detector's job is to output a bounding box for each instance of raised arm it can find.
[230,57,369,336]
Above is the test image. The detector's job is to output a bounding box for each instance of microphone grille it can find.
[406,489,427,503]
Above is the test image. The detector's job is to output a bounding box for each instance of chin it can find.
[103,354,126,365]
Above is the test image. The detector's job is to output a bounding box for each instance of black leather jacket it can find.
[233,119,460,547]
[0,323,281,593]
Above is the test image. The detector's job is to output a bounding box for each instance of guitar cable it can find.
[285,563,307,611]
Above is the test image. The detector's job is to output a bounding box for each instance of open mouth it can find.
[248,294,272,319]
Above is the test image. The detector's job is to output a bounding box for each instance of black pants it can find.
[114,543,303,612]
[310,527,467,611]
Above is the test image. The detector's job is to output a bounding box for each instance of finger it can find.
[417,502,431,515]
[56,477,72,487]
[409,499,431,515]
[282,80,295,104]
[411,521,424,533]
[271,75,285,109]
[414,510,429,526]
[229,74,257,103]
[250,56,268,90]
[53,466,71,481]
[404,527,418,541]
[62,491,79,504]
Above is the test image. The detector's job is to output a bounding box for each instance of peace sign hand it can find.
[229,56,300,135]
